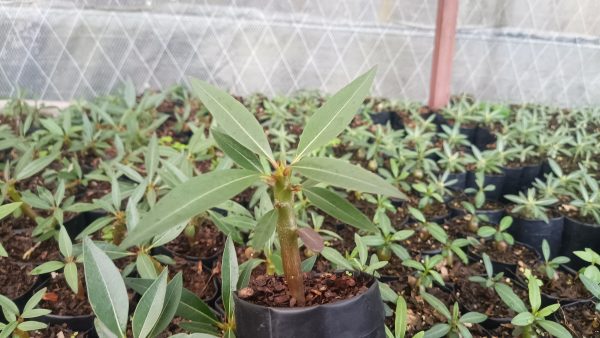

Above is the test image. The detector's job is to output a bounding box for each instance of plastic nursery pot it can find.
[446,172,467,192]
[553,300,600,337]
[501,166,522,198]
[560,216,600,270]
[510,214,564,258]
[152,245,223,273]
[468,241,541,276]
[519,163,541,190]
[5,273,48,313]
[233,272,386,338]
[63,212,89,239]
[369,111,391,125]
[474,126,496,150]
[466,172,506,201]
[39,313,95,333]
[459,126,477,143]
[389,111,404,130]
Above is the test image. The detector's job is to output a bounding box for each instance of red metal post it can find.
[428,0,459,110]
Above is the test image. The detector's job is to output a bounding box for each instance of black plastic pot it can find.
[474,127,496,150]
[460,126,477,144]
[519,163,541,190]
[510,215,564,258]
[560,216,600,270]
[64,212,89,239]
[501,166,522,198]
[389,111,404,130]
[233,272,385,338]
[466,172,505,201]
[446,172,467,192]
[468,241,541,276]
[369,111,391,125]
[9,273,48,311]
[152,245,223,273]
[39,314,95,333]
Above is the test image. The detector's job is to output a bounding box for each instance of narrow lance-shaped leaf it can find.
[395,296,407,338]
[16,150,59,181]
[146,133,159,180]
[132,269,168,338]
[212,129,263,173]
[149,273,183,337]
[120,170,260,249]
[222,236,238,319]
[0,202,21,220]
[303,186,377,233]
[297,227,324,253]
[83,237,129,337]
[251,209,278,250]
[293,157,406,199]
[294,67,376,161]
[189,78,274,162]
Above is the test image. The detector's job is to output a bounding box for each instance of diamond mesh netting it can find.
[1,0,599,106]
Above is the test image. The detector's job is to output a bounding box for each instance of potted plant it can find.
[118,69,406,337]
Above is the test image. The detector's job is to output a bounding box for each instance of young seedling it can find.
[498,270,572,338]
[469,253,505,290]
[421,292,487,338]
[570,180,600,225]
[538,239,570,280]
[0,288,50,337]
[574,248,600,284]
[31,226,82,294]
[477,216,515,252]
[505,188,558,223]
[402,254,445,290]
[384,295,425,338]
[120,69,406,306]
[579,274,600,312]
[408,207,447,245]
[362,213,414,261]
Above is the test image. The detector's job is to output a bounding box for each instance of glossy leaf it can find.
[303,186,376,232]
[294,67,376,161]
[189,78,273,162]
[83,238,129,337]
[293,157,405,198]
[120,169,260,249]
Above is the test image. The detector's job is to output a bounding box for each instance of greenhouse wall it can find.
[1,0,599,106]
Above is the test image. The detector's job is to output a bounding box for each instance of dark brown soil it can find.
[0,259,37,298]
[31,324,89,337]
[471,241,539,266]
[233,187,257,207]
[558,301,600,337]
[444,216,478,238]
[401,222,443,253]
[445,261,485,283]
[379,255,411,278]
[172,257,218,301]
[75,180,111,203]
[321,222,357,253]
[516,264,589,301]
[40,272,93,316]
[0,228,60,263]
[454,278,524,319]
[238,272,370,308]
[165,221,225,259]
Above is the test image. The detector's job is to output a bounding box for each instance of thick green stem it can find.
[273,170,305,306]
[7,185,38,221]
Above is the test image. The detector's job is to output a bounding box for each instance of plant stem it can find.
[7,185,38,221]
[273,168,305,306]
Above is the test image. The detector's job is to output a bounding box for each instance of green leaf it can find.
[58,226,73,258]
[294,67,376,161]
[511,312,534,326]
[320,247,353,270]
[23,287,46,314]
[252,209,277,250]
[136,253,158,279]
[222,236,238,318]
[17,321,47,331]
[495,283,527,313]
[120,169,260,249]
[423,323,450,338]
[0,294,18,319]
[477,226,496,238]
[176,322,219,335]
[537,303,559,318]
[21,308,51,319]
[64,262,79,293]
[146,134,159,180]
[0,321,17,338]
[0,202,21,221]
[189,78,274,162]
[499,216,513,231]
[528,277,541,313]
[293,157,405,199]
[301,255,317,272]
[132,269,168,338]
[542,240,550,261]
[125,278,218,325]
[303,187,376,233]
[212,129,263,173]
[580,274,600,298]
[149,273,183,337]
[83,237,129,337]
[31,261,65,275]
[395,296,407,338]
[15,151,59,181]
[459,312,487,324]
[537,319,573,338]
[421,292,451,320]
[238,258,263,289]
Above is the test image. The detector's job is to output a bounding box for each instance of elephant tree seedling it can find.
[119,68,406,306]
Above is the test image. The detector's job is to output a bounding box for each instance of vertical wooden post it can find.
[428,0,459,111]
